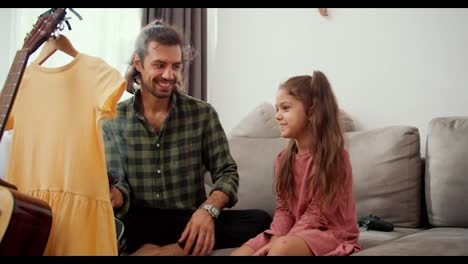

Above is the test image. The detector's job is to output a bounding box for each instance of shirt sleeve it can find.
[264,153,295,236]
[203,105,239,208]
[264,193,295,237]
[94,60,126,121]
[5,116,14,131]
[102,119,131,219]
[288,198,328,234]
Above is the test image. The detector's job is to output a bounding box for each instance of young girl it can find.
[231,71,361,256]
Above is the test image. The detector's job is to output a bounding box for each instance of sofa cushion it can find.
[346,126,421,228]
[210,248,236,256]
[353,228,468,256]
[339,110,355,132]
[227,102,288,215]
[425,117,468,227]
[357,227,424,250]
[228,137,287,216]
[229,102,281,138]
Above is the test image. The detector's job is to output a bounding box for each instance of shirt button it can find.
[157,170,161,174]
[156,143,160,148]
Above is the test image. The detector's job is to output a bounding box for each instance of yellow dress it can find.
[5,53,126,255]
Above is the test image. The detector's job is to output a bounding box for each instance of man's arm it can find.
[178,105,239,256]
[203,190,230,214]
[102,120,131,219]
[201,105,239,209]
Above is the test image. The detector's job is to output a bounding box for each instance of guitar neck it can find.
[0,49,30,142]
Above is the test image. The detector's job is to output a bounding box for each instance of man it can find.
[102,19,272,256]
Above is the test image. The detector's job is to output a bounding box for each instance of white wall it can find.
[0,9,15,178]
[0,9,15,89]
[207,8,468,152]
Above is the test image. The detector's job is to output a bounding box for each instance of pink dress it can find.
[245,150,361,256]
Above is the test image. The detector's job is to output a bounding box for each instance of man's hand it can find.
[110,186,123,209]
[178,208,215,256]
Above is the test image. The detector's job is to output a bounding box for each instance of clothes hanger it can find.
[34,34,79,65]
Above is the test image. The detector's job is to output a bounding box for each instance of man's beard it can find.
[142,80,175,99]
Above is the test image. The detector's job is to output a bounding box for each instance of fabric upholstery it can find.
[425,117,468,227]
[228,137,287,216]
[353,228,468,256]
[357,227,423,250]
[346,126,421,228]
[340,110,355,132]
[229,102,281,138]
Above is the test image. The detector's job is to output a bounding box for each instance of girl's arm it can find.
[288,198,328,234]
[264,153,295,236]
[264,194,295,236]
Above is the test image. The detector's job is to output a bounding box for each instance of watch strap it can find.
[199,203,220,219]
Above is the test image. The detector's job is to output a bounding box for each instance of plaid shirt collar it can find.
[131,88,180,132]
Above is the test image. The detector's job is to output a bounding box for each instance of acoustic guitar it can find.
[0,8,72,256]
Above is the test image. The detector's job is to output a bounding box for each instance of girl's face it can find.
[275,89,309,139]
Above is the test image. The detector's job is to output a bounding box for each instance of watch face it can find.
[210,207,217,215]
[201,204,219,218]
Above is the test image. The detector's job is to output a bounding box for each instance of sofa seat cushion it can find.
[346,126,422,228]
[357,227,424,250]
[210,248,237,256]
[211,227,425,256]
[353,227,468,256]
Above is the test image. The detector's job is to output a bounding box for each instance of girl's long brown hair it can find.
[276,71,346,210]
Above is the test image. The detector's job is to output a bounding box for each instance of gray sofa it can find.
[207,102,468,256]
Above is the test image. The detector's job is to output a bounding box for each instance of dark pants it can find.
[123,207,272,254]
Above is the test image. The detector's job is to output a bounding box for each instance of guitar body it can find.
[0,186,52,256]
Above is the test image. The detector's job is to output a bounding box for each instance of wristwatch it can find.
[199,203,220,219]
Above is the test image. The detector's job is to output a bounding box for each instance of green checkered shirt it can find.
[102,90,239,218]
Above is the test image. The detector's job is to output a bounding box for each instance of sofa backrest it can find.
[221,102,424,228]
[228,136,286,216]
[346,126,422,228]
[425,117,468,227]
[226,102,287,216]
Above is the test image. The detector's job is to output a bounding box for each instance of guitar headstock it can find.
[22,8,68,55]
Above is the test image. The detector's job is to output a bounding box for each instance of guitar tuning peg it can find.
[65,20,72,31]
[51,30,58,39]
[57,21,65,31]
[68,8,83,21]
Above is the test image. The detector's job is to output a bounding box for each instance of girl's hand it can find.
[253,243,271,256]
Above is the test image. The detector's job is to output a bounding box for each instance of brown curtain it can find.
[142,8,207,101]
